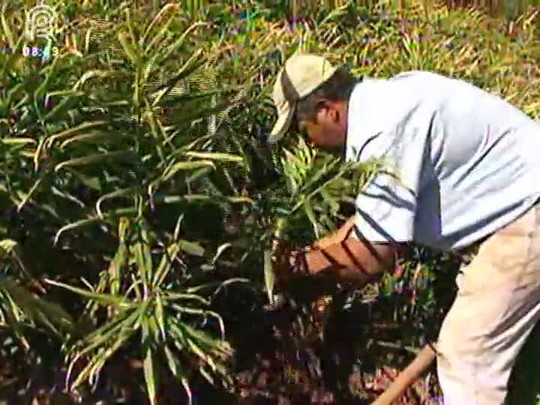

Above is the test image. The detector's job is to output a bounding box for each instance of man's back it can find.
[346,71,540,250]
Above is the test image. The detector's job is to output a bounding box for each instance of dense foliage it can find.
[0,0,538,403]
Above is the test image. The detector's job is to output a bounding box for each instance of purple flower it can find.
[289,14,301,23]
[43,97,53,109]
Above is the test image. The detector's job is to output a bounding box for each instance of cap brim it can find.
[267,102,295,144]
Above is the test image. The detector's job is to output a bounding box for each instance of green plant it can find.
[1,2,252,402]
[47,217,235,404]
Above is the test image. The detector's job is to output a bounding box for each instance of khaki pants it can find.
[437,202,540,404]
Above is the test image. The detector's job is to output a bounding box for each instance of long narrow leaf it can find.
[54,151,137,172]
[45,279,132,308]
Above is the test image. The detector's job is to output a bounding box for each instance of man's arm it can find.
[294,237,397,289]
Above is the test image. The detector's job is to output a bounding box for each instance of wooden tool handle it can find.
[371,344,437,405]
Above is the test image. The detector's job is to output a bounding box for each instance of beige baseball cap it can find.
[268,53,337,144]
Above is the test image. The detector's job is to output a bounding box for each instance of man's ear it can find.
[316,99,333,119]
[313,100,322,113]
[326,100,341,123]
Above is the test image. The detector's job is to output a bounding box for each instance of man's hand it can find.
[271,241,309,288]
[271,243,337,300]
[273,217,357,282]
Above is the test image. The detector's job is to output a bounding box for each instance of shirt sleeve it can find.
[351,124,429,244]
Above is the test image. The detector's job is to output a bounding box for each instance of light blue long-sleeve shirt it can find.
[346,71,540,251]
